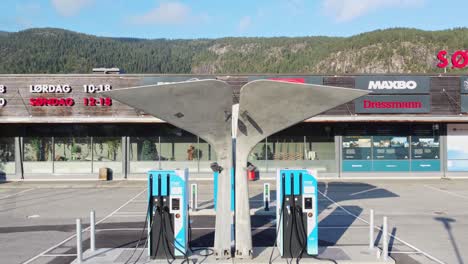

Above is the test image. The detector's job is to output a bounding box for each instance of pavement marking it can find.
[350,187,379,196]
[96,228,142,231]
[116,211,146,215]
[22,188,147,264]
[0,188,34,200]
[111,215,146,217]
[390,251,423,254]
[42,254,77,257]
[423,185,468,200]
[323,182,329,196]
[318,189,446,264]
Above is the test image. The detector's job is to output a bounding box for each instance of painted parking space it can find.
[3,180,468,263]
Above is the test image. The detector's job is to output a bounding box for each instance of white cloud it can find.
[322,0,425,22]
[238,16,252,33]
[51,0,93,17]
[131,1,192,25]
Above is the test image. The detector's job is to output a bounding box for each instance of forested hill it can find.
[0,27,467,74]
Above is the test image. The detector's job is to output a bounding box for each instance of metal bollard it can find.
[191,183,198,212]
[76,218,83,263]
[90,210,96,252]
[369,209,374,250]
[382,216,388,261]
[264,183,270,211]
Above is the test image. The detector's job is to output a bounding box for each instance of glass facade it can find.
[0,137,15,175]
[93,137,122,174]
[447,124,468,171]
[248,124,337,174]
[23,137,53,174]
[0,123,448,178]
[130,137,159,173]
[54,137,92,174]
[342,124,440,172]
[129,136,210,174]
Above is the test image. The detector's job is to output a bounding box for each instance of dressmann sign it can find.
[355,95,431,113]
[354,76,431,114]
[355,76,430,94]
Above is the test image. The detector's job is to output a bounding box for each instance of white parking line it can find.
[350,187,379,196]
[390,251,423,254]
[318,190,446,264]
[423,185,468,200]
[42,254,77,257]
[111,215,146,217]
[96,228,142,231]
[22,188,146,264]
[0,188,34,200]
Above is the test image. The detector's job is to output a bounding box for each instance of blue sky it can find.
[0,0,466,39]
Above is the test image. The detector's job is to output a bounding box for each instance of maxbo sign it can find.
[355,76,430,94]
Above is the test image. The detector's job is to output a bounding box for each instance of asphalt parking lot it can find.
[1,179,467,264]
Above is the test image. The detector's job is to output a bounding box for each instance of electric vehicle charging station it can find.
[147,169,189,259]
[276,169,318,258]
[103,79,370,261]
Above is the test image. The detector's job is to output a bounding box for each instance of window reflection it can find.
[0,137,15,174]
[23,137,53,174]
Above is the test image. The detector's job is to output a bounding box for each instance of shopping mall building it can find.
[1,74,468,180]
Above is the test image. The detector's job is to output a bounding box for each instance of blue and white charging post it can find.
[147,169,189,259]
[276,169,318,258]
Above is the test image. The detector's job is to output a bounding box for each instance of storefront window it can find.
[23,137,53,174]
[411,137,440,159]
[129,137,159,173]
[372,136,409,160]
[342,136,372,160]
[248,139,268,172]
[267,136,305,172]
[93,137,122,174]
[304,138,336,173]
[371,136,410,172]
[198,139,217,172]
[54,137,92,173]
[0,137,15,175]
[342,136,372,172]
[446,124,468,171]
[248,125,337,174]
[160,136,198,172]
[411,135,440,172]
[342,124,440,172]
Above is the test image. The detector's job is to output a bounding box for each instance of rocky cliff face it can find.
[313,42,440,74]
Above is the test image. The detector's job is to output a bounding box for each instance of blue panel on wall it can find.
[372,160,410,172]
[342,160,372,172]
[411,160,440,171]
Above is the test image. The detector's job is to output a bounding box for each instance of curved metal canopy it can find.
[234,80,370,257]
[102,79,234,258]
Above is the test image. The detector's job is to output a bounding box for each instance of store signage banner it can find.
[355,76,430,94]
[247,76,323,85]
[437,50,468,69]
[355,95,430,114]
